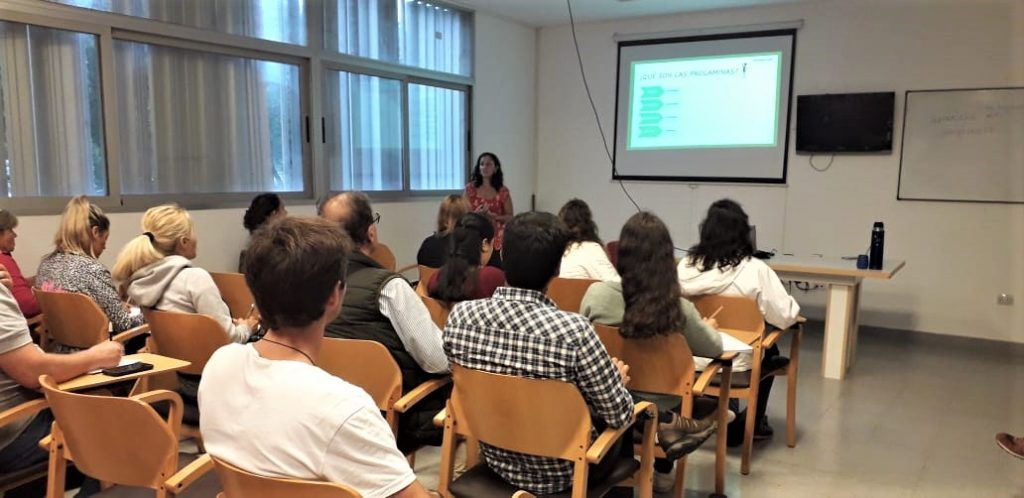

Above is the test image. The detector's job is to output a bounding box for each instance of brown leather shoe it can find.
[996,433,1024,459]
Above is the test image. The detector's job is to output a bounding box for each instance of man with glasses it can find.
[320,192,449,453]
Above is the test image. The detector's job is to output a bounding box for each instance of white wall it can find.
[8,11,537,280]
[536,0,1024,343]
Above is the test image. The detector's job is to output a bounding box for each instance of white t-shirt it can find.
[560,241,620,282]
[198,343,416,498]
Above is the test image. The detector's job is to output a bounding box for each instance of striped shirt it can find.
[443,287,633,494]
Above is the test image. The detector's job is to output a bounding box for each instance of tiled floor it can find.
[415,322,1024,497]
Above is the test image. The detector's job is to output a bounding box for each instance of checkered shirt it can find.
[443,286,634,495]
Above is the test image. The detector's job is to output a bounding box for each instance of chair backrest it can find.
[690,294,766,339]
[605,241,619,268]
[214,456,360,498]
[370,243,397,272]
[142,310,231,376]
[593,324,695,402]
[449,364,591,462]
[33,289,109,349]
[39,375,178,489]
[318,338,402,414]
[545,277,599,313]
[420,295,450,329]
[209,272,256,319]
[415,265,439,296]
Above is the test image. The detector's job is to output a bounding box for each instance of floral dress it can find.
[465,183,511,250]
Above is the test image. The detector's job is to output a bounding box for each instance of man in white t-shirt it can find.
[198,217,438,498]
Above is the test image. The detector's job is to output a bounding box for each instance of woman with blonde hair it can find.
[37,196,145,347]
[416,194,471,268]
[113,204,257,343]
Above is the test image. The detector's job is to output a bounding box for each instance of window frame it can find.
[0,0,474,214]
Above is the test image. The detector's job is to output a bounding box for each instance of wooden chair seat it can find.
[545,278,599,313]
[213,454,360,498]
[34,289,149,350]
[370,243,397,272]
[89,453,221,498]
[449,457,639,498]
[208,272,255,319]
[420,295,450,328]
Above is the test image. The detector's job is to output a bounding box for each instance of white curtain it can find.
[0,21,105,197]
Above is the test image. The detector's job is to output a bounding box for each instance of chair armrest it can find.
[796,316,807,324]
[694,355,733,393]
[0,399,47,428]
[26,314,44,328]
[38,434,52,451]
[586,401,656,464]
[762,329,789,349]
[111,324,150,344]
[394,377,451,413]
[132,390,183,438]
[433,407,448,428]
[164,453,213,494]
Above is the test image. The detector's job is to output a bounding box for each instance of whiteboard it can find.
[898,88,1024,203]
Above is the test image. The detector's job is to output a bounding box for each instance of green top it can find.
[579,281,723,358]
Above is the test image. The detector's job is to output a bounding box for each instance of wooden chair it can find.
[691,294,803,475]
[415,265,440,297]
[209,272,255,319]
[594,324,733,498]
[437,364,657,498]
[420,295,450,328]
[0,398,50,493]
[605,241,619,268]
[38,375,218,498]
[318,338,451,463]
[33,289,149,350]
[370,243,397,271]
[143,310,232,448]
[545,277,599,313]
[212,454,360,498]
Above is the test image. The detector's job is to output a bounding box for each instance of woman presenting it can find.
[464,152,513,252]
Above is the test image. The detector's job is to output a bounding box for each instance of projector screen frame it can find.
[611,28,798,184]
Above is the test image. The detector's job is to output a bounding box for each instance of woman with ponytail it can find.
[426,212,504,303]
[113,204,258,343]
[37,196,145,342]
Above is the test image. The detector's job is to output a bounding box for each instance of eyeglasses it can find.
[373,212,381,225]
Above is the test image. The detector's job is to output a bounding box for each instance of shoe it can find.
[996,433,1024,459]
[753,417,774,440]
[658,422,717,460]
[662,412,715,435]
[653,470,674,493]
[726,409,737,424]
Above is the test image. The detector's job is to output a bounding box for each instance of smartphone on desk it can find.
[101,361,153,377]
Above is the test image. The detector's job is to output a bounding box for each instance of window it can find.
[409,83,466,190]
[325,71,403,191]
[114,40,304,194]
[0,21,106,197]
[325,0,472,77]
[49,0,308,46]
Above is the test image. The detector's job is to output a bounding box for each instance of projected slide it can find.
[627,52,782,150]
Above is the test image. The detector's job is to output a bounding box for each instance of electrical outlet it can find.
[998,294,1014,305]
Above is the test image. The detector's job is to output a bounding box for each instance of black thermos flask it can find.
[869,221,885,270]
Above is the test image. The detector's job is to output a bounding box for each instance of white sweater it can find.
[677,256,800,330]
[559,241,620,282]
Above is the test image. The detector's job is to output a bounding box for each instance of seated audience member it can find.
[426,213,504,302]
[580,211,724,491]
[320,192,449,451]
[199,217,438,498]
[0,210,40,317]
[239,193,286,272]
[113,205,258,423]
[0,264,123,473]
[416,195,470,268]
[37,196,145,352]
[443,212,702,495]
[558,198,619,282]
[678,198,799,444]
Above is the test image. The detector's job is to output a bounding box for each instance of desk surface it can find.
[768,256,905,280]
[58,353,190,392]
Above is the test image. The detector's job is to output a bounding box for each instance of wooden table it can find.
[58,353,191,392]
[768,256,905,380]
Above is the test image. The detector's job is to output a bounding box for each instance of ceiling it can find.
[448,0,810,27]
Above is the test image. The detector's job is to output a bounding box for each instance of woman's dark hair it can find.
[687,199,754,272]
[243,193,283,233]
[618,211,685,339]
[558,198,601,245]
[471,152,504,190]
[432,213,494,303]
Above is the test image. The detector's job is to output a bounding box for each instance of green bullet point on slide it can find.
[639,125,661,137]
[639,112,662,125]
[640,99,663,111]
[641,86,664,98]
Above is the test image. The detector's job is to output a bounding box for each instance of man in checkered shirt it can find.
[446,211,688,494]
